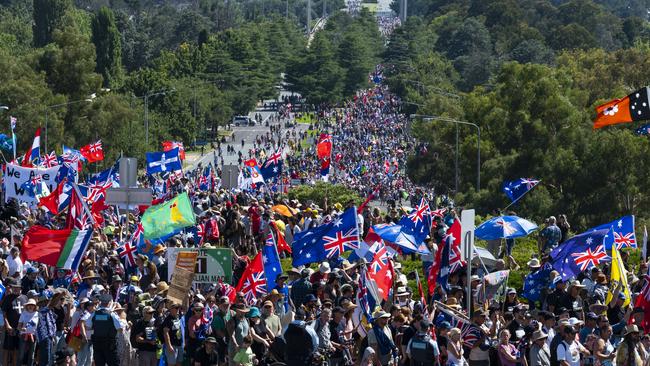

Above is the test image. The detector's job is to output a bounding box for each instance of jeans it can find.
[18,336,36,366]
[77,341,93,366]
[38,337,53,366]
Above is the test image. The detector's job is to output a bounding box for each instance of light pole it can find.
[411,114,481,192]
[133,90,174,148]
[192,79,224,142]
[44,94,98,153]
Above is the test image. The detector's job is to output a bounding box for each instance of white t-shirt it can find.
[18,310,38,335]
[7,254,23,279]
[556,340,580,366]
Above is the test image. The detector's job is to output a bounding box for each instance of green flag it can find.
[141,192,195,239]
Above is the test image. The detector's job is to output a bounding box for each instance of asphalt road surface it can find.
[187,92,308,170]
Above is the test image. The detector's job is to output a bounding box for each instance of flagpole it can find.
[71,182,97,228]
[502,180,541,212]
[643,225,648,263]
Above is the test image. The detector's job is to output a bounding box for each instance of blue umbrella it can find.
[475,215,538,240]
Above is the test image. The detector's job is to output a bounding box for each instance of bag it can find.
[67,335,83,353]
[66,319,84,352]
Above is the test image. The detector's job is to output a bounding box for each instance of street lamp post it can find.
[132,90,173,149]
[411,114,481,191]
[44,95,97,153]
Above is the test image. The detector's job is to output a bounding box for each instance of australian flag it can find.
[292,207,360,266]
[198,165,212,191]
[589,215,636,250]
[146,148,182,175]
[88,161,119,187]
[372,223,430,255]
[636,123,650,136]
[522,262,552,302]
[502,178,540,202]
[397,198,432,245]
[260,150,283,181]
[262,233,282,290]
[550,228,613,281]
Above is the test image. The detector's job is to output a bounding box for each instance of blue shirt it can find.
[541,225,562,251]
[36,307,57,342]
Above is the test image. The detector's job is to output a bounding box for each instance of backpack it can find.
[550,340,567,366]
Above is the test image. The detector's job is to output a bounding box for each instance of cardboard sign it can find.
[3,163,59,204]
[167,266,195,305]
[175,251,199,272]
[167,248,232,284]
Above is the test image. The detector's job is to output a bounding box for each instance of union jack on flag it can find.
[323,227,360,258]
[88,141,102,152]
[240,271,267,304]
[614,232,636,250]
[40,152,58,168]
[408,198,430,225]
[370,245,390,274]
[571,244,609,271]
[264,150,283,167]
[117,242,137,268]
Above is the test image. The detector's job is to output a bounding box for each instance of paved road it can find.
[186,91,308,171]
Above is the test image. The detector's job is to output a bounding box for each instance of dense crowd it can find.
[0,70,649,366]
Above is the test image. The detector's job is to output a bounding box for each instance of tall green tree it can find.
[91,6,123,88]
[32,0,71,47]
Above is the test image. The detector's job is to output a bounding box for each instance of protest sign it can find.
[3,163,59,204]
[167,247,232,284]
[167,266,195,305]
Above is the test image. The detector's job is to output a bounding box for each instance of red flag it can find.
[358,188,379,214]
[38,179,65,214]
[272,223,291,254]
[415,270,428,315]
[447,219,466,273]
[317,133,332,159]
[244,159,258,168]
[79,140,104,163]
[21,226,78,266]
[593,87,650,129]
[367,243,394,300]
[634,276,650,331]
[235,253,267,305]
[384,160,390,174]
[428,238,446,295]
[163,141,186,160]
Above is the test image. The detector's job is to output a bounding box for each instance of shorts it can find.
[3,330,18,351]
[165,345,184,364]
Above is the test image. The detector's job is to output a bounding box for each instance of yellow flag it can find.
[605,245,631,307]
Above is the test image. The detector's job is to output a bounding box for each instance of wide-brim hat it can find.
[396,287,409,296]
[373,310,391,319]
[342,301,357,312]
[233,304,250,313]
[82,271,99,280]
[319,262,331,274]
[527,258,541,268]
[590,302,608,314]
[153,245,166,255]
[157,282,169,294]
[624,324,640,336]
[24,299,37,307]
[532,330,548,341]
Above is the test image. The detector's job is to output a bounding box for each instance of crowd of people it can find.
[0,66,649,366]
